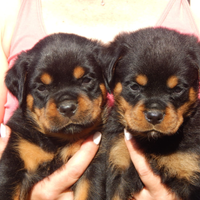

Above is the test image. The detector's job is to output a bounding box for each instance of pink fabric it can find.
[4,0,200,122]
[4,0,47,123]
[155,0,200,99]
[156,0,200,37]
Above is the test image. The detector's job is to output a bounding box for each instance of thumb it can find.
[124,129,162,192]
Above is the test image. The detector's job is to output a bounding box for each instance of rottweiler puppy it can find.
[0,33,107,200]
[104,28,200,200]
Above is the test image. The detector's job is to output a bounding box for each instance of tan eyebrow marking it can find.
[167,76,178,89]
[136,74,148,86]
[73,66,85,79]
[40,73,53,85]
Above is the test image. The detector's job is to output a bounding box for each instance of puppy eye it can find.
[82,77,92,84]
[173,86,183,94]
[130,83,140,92]
[37,85,47,92]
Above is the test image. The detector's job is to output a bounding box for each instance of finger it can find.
[30,132,101,199]
[0,123,11,139]
[124,129,162,193]
[52,132,101,189]
[0,124,11,157]
[58,190,74,200]
[133,187,178,200]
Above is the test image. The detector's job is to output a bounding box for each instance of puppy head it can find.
[105,28,200,138]
[6,33,107,138]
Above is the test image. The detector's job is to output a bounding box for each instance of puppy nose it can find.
[145,110,164,125]
[58,100,77,117]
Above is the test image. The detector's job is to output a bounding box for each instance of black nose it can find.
[145,110,164,125]
[58,100,77,117]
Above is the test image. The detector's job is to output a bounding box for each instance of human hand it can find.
[29,132,101,200]
[0,124,101,200]
[124,129,179,200]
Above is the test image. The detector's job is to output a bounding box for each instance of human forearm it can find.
[0,47,8,123]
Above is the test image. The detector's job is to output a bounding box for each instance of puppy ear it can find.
[191,39,200,84]
[5,52,29,106]
[102,41,127,93]
[105,55,122,93]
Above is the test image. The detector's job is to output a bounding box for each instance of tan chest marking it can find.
[112,195,122,200]
[60,140,83,163]
[109,133,131,170]
[13,184,21,200]
[153,152,200,183]
[74,178,90,200]
[17,139,54,172]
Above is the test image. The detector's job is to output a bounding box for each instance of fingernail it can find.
[124,129,132,140]
[0,123,6,138]
[93,132,102,145]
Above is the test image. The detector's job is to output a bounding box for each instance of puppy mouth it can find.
[48,123,89,134]
[59,124,89,134]
[127,128,164,139]
[48,118,100,135]
[144,130,163,139]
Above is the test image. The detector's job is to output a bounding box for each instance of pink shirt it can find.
[4,0,47,123]
[4,0,200,123]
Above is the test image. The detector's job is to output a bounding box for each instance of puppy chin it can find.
[53,124,86,134]
[127,128,162,139]
[146,130,162,139]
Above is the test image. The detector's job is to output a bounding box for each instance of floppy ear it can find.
[100,51,118,94]
[190,38,200,86]
[188,37,200,98]
[102,41,128,93]
[5,52,29,106]
[104,56,121,93]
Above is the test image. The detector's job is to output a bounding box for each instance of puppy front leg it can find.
[73,152,106,200]
[106,135,143,200]
[0,135,55,200]
[0,147,25,200]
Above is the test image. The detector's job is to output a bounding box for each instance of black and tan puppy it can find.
[0,33,107,200]
[104,28,200,200]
